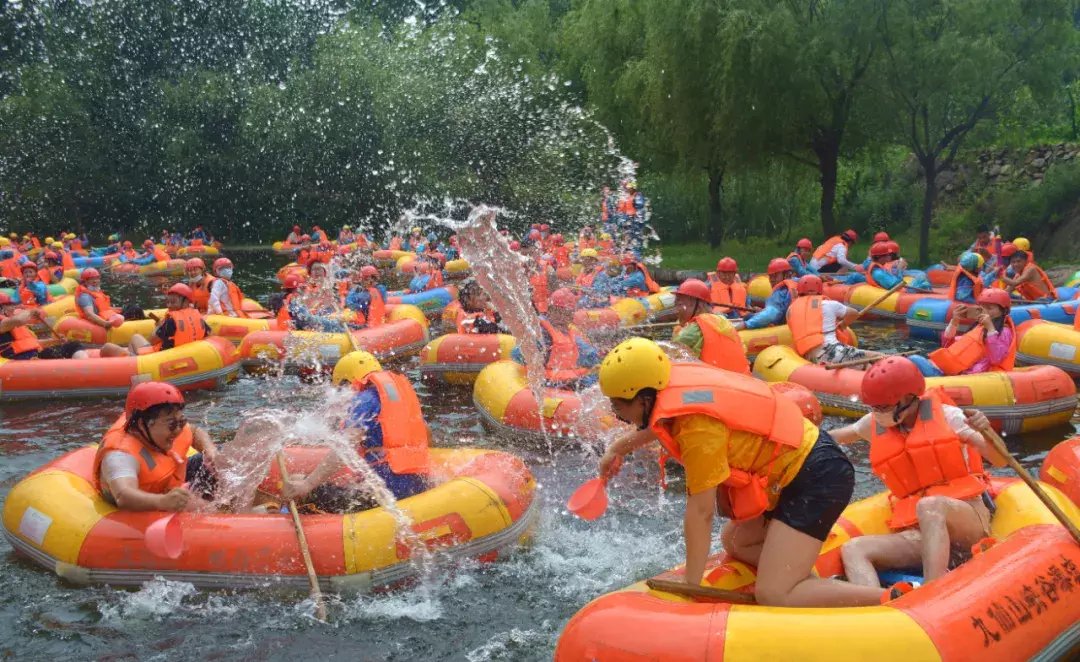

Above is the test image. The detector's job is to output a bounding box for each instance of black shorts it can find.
[817,262,843,274]
[769,430,854,541]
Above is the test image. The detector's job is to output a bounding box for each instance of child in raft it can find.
[597,338,886,606]
[908,288,1016,377]
[830,357,1006,590]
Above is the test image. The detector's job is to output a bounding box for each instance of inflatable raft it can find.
[556,440,1080,662]
[1016,320,1080,377]
[386,286,458,317]
[573,298,649,334]
[736,324,858,360]
[907,296,1079,341]
[749,274,944,322]
[237,305,429,372]
[53,305,273,346]
[753,344,1076,433]
[0,336,239,401]
[272,241,301,256]
[374,249,412,268]
[2,446,537,591]
[0,277,77,301]
[176,244,220,258]
[472,360,617,441]
[418,333,517,385]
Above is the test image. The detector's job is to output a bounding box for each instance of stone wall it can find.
[931,142,1080,193]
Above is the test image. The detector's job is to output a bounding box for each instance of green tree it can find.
[875,0,1076,264]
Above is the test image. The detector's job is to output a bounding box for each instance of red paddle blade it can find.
[568,478,608,520]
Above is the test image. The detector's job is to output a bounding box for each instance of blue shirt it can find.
[510,322,601,387]
[14,281,48,305]
[787,256,818,278]
[621,270,647,295]
[744,285,793,329]
[345,285,389,319]
[408,274,431,293]
[287,297,348,332]
[868,264,903,290]
[953,274,977,303]
[345,386,426,499]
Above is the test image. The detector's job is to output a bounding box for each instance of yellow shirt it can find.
[669,414,818,504]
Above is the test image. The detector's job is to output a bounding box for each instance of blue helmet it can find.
[958,251,982,272]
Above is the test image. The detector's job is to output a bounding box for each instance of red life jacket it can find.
[389,237,403,250]
[75,285,117,320]
[0,317,42,357]
[869,389,988,529]
[648,363,806,521]
[59,250,75,271]
[0,258,20,280]
[359,371,430,474]
[929,318,1016,375]
[539,319,589,382]
[17,280,50,307]
[189,275,215,313]
[690,314,750,374]
[456,307,499,334]
[94,415,193,496]
[162,307,207,348]
[947,266,983,302]
[575,266,602,289]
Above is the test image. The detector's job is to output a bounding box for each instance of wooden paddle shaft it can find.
[850,280,906,323]
[981,429,1080,545]
[646,578,757,604]
[823,349,919,370]
[276,453,329,621]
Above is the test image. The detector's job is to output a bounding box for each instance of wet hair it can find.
[38,341,84,360]
[1012,250,1028,262]
[126,402,185,441]
[122,304,146,320]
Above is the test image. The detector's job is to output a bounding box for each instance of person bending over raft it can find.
[95,382,220,512]
[708,257,749,319]
[207,258,248,318]
[152,284,211,350]
[511,288,600,389]
[948,251,984,304]
[908,288,1016,378]
[670,279,749,373]
[456,279,505,334]
[1002,250,1057,301]
[786,238,818,278]
[597,338,884,606]
[344,265,387,327]
[810,229,860,274]
[733,258,797,331]
[787,275,878,367]
[281,351,429,512]
[830,357,1006,590]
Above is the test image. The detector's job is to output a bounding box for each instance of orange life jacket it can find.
[540,319,589,382]
[276,292,295,330]
[929,318,1016,375]
[216,278,247,317]
[785,251,806,268]
[575,266,602,289]
[75,285,117,320]
[691,314,749,374]
[152,247,170,262]
[30,237,41,250]
[947,266,983,302]
[812,236,846,266]
[428,268,444,289]
[122,249,137,260]
[531,269,550,314]
[163,307,207,348]
[37,268,52,285]
[356,234,370,250]
[625,262,661,297]
[869,389,988,529]
[69,239,83,252]
[616,195,636,216]
[191,238,205,248]
[599,198,609,222]
[553,246,571,268]
[359,371,430,474]
[1014,264,1057,301]
[649,363,806,521]
[708,276,748,314]
[0,317,43,357]
[865,261,898,289]
[188,275,214,313]
[0,258,20,280]
[59,250,75,271]
[389,237,403,250]
[17,280,50,307]
[787,295,828,356]
[579,236,597,251]
[93,415,193,496]
[296,249,312,265]
[456,307,499,334]
[598,239,614,253]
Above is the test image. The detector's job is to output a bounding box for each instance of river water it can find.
[0,249,1074,660]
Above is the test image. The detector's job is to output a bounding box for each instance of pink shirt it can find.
[941,325,1014,374]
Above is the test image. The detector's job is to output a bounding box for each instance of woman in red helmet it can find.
[734,258,797,330]
[830,357,1006,590]
[708,257,748,319]
[908,288,1017,377]
[94,382,219,512]
[152,284,211,350]
[786,238,818,277]
[670,278,749,373]
[510,287,600,389]
[207,257,247,317]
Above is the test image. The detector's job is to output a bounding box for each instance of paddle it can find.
[849,280,906,323]
[715,303,762,314]
[823,349,919,371]
[276,452,329,621]
[145,481,189,559]
[979,428,1080,545]
[645,578,757,604]
[567,477,609,520]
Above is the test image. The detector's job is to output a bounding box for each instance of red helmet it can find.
[44,251,59,262]
[860,357,925,407]
[869,242,891,258]
[122,240,133,248]
[873,231,890,243]
[796,238,813,250]
[300,234,311,242]
[185,258,205,271]
[360,265,379,278]
[282,274,303,289]
[977,287,1011,311]
[167,283,194,301]
[716,257,738,273]
[885,241,900,254]
[797,275,824,295]
[80,268,101,282]
[552,233,564,245]
[539,223,550,232]
[841,229,858,243]
[675,278,711,303]
[125,381,185,419]
[620,253,636,266]
[213,257,233,272]
[20,262,37,272]
[1000,242,1018,258]
[509,240,521,251]
[143,239,154,247]
[767,258,791,275]
[550,287,579,310]
[0,293,12,305]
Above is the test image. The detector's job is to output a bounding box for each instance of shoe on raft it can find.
[880,581,914,604]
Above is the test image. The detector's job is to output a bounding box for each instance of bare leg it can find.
[840,530,923,588]
[98,342,129,357]
[128,334,151,354]
[918,495,991,581]
[754,519,883,607]
[721,516,767,566]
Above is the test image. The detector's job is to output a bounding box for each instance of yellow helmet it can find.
[0,237,9,246]
[599,338,671,399]
[411,226,422,234]
[52,241,64,248]
[331,350,382,386]
[1013,237,1031,251]
[44,236,54,244]
[600,232,612,240]
[579,248,599,259]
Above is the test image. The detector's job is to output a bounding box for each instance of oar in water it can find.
[979,427,1080,545]
[849,280,906,323]
[623,321,679,332]
[823,349,919,371]
[276,452,329,621]
[645,578,757,604]
[567,477,609,520]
